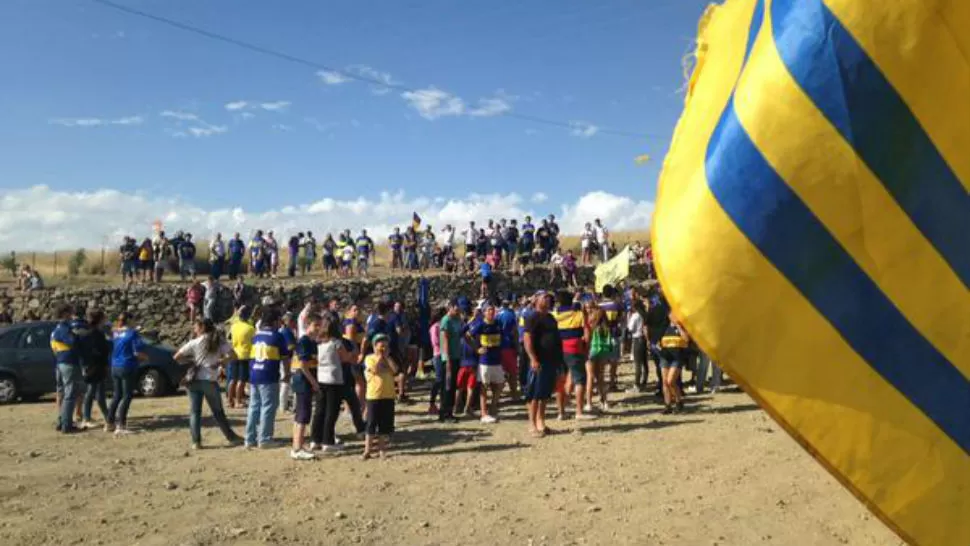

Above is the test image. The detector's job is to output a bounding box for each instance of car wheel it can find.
[0,375,19,404]
[138,368,167,397]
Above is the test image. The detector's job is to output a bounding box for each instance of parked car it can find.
[0,321,185,404]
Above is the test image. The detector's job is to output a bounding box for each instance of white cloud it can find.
[569,121,599,138]
[531,192,548,204]
[468,97,511,117]
[271,123,293,132]
[225,101,249,111]
[401,87,465,120]
[317,70,350,85]
[347,65,396,95]
[0,186,653,250]
[187,125,228,138]
[259,101,291,112]
[240,112,255,120]
[160,110,199,121]
[50,115,143,128]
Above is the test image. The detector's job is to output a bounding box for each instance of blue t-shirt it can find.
[278,326,297,355]
[179,242,196,260]
[228,238,245,259]
[469,319,502,366]
[291,335,317,394]
[496,307,517,349]
[461,315,481,366]
[111,328,146,371]
[517,307,535,341]
[366,316,398,353]
[480,262,492,280]
[249,329,292,385]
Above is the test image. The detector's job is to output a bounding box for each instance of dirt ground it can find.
[0,368,900,546]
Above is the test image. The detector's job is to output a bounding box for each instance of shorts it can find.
[140,260,153,271]
[524,363,559,401]
[323,255,337,269]
[122,260,136,275]
[555,373,567,395]
[481,275,492,285]
[500,349,518,377]
[456,366,478,390]
[358,258,369,271]
[564,353,587,386]
[478,365,505,385]
[659,354,684,369]
[294,392,312,425]
[228,359,250,383]
[180,261,196,276]
[365,399,395,436]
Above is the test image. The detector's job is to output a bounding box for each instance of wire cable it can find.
[89,0,665,140]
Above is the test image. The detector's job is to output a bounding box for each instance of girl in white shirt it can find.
[310,318,353,452]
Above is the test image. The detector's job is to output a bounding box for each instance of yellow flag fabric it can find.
[634,153,651,165]
[594,246,630,294]
[652,1,970,546]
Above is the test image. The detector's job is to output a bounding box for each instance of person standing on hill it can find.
[388,227,404,270]
[227,233,245,280]
[120,236,138,284]
[287,233,301,278]
[137,238,153,284]
[209,233,226,280]
[178,233,197,281]
[249,231,265,278]
[356,229,374,278]
[302,231,316,275]
[594,219,610,262]
[152,232,170,283]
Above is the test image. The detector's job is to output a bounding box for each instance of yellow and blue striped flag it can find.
[653,1,970,545]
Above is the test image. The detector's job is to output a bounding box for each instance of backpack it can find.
[589,326,614,359]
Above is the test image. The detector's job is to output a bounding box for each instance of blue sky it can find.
[0,0,709,249]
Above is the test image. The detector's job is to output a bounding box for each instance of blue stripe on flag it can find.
[705,101,970,456]
[770,0,970,288]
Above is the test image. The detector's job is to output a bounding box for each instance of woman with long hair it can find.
[311,318,354,452]
[585,305,614,411]
[659,313,689,414]
[174,318,242,449]
[108,312,147,435]
[79,309,112,430]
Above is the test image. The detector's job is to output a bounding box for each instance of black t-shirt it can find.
[646,295,671,344]
[525,311,564,369]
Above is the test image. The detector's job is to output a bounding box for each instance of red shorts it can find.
[500,349,518,377]
[457,366,478,390]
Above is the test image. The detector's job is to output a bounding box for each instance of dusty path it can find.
[0,373,899,546]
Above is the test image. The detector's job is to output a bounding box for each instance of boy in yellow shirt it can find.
[228,306,255,409]
[363,334,399,460]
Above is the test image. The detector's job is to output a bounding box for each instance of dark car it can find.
[0,321,185,404]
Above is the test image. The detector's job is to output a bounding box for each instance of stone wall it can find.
[1,265,654,346]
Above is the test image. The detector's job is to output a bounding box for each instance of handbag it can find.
[180,365,198,387]
[589,327,614,359]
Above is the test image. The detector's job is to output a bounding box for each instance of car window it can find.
[21,326,53,350]
[0,328,21,349]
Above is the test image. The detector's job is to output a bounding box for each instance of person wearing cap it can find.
[227,306,255,409]
[467,302,505,423]
[522,291,563,437]
[245,308,291,448]
[437,299,464,423]
[553,291,594,420]
[278,312,298,413]
[362,333,399,459]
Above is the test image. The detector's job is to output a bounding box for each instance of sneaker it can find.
[322,444,345,453]
[480,415,498,424]
[308,442,321,451]
[104,423,115,433]
[290,449,316,461]
[583,404,593,413]
[243,443,256,450]
[600,401,610,412]
[685,386,698,395]
[80,420,97,430]
[114,427,134,436]
[334,437,343,446]
[191,442,201,450]
[557,414,566,421]
[576,413,597,421]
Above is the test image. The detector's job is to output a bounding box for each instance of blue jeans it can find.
[83,378,109,422]
[187,380,238,444]
[430,355,444,406]
[245,382,280,446]
[108,367,137,427]
[57,364,81,431]
[694,353,723,393]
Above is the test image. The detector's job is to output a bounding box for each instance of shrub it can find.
[68,249,87,277]
[0,252,17,276]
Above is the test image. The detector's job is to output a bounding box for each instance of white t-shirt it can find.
[178,336,232,382]
[626,313,644,339]
[581,228,594,249]
[551,253,564,266]
[463,227,476,245]
[317,339,344,385]
[341,246,354,261]
[594,225,608,244]
[442,228,455,247]
[210,240,225,259]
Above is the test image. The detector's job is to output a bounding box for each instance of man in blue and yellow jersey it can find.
[249,230,265,278]
[51,303,80,433]
[388,227,404,270]
[356,229,374,278]
[553,291,594,420]
[468,302,504,423]
[245,308,291,448]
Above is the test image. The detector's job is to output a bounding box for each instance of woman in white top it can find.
[173,318,242,449]
[627,299,649,392]
[310,318,353,451]
[580,223,595,265]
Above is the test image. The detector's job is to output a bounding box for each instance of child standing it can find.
[363,334,398,460]
[290,314,320,460]
[479,260,492,299]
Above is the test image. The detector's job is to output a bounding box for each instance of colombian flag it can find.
[412,212,421,231]
[653,1,970,545]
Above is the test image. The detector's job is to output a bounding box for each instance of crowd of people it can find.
[47,281,723,461]
[115,215,654,284]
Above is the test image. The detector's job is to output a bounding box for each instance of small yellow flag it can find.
[634,154,651,164]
